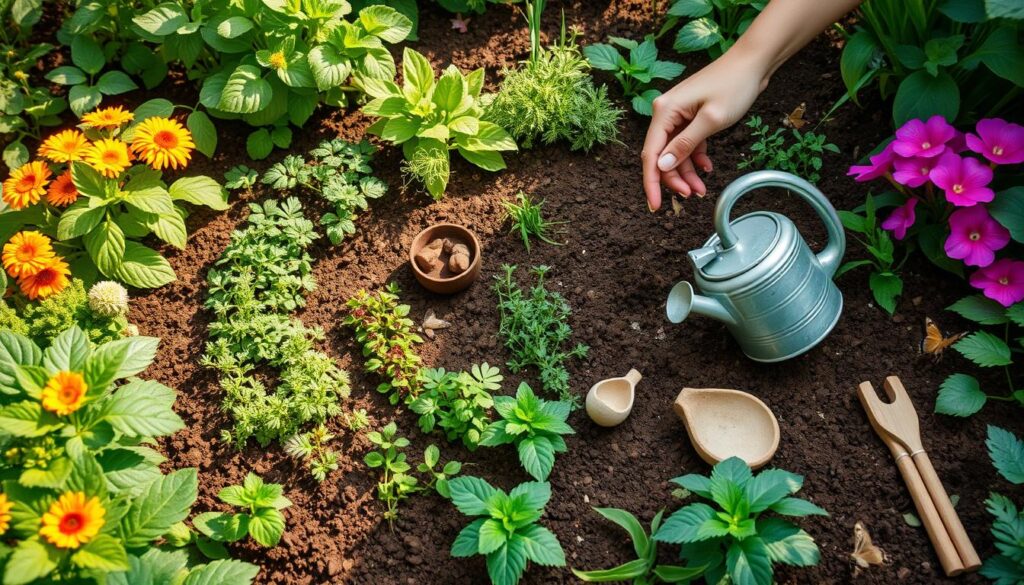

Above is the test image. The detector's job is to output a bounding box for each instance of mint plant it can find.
[343,283,425,404]
[982,426,1024,584]
[502,192,564,253]
[654,457,828,585]
[193,473,292,548]
[494,264,588,402]
[583,35,684,115]
[659,0,766,59]
[284,424,341,482]
[479,382,574,481]
[224,165,259,191]
[360,47,517,198]
[836,194,906,315]
[411,363,501,450]
[364,422,460,522]
[934,296,1023,417]
[737,115,839,184]
[449,476,566,585]
[262,139,388,245]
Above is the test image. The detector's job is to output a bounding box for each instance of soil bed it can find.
[102,1,1024,583]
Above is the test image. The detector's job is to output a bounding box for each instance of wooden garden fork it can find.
[857,376,981,577]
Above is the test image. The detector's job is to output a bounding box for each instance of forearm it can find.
[731,0,863,86]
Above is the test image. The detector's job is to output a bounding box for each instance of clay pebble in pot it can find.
[409,224,482,295]
[414,238,445,273]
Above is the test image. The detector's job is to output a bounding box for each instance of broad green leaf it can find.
[671,473,712,498]
[401,48,435,99]
[3,539,59,585]
[102,378,183,437]
[246,129,274,160]
[486,537,529,585]
[275,53,316,89]
[1008,303,1024,327]
[121,469,199,548]
[649,60,685,80]
[97,71,138,95]
[359,5,413,43]
[133,3,187,36]
[936,373,987,417]
[478,518,507,554]
[182,559,260,585]
[458,147,506,172]
[893,70,960,126]
[381,117,419,143]
[989,187,1024,243]
[71,35,105,74]
[58,199,107,241]
[433,68,464,112]
[216,16,253,38]
[169,176,228,210]
[112,241,176,288]
[69,84,103,117]
[987,425,1024,484]
[653,564,710,582]
[744,469,803,513]
[19,456,72,488]
[452,518,486,557]
[83,218,126,275]
[0,331,42,393]
[938,0,987,22]
[448,476,498,516]
[985,0,1024,18]
[0,401,62,437]
[71,533,129,571]
[271,126,292,148]
[458,121,516,151]
[517,524,565,566]
[869,271,902,315]
[582,44,619,71]
[632,88,660,116]
[45,65,86,85]
[247,507,286,547]
[107,549,189,585]
[101,336,159,378]
[518,435,555,481]
[591,508,647,557]
[954,331,1012,367]
[758,518,820,566]
[668,0,713,17]
[309,45,353,91]
[98,449,161,496]
[674,17,723,53]
[218,65,271,114]
[726,537,772,585]
[43,326,90,372]
[133,98,176,122]
[572,558,652,582]
[947,295,1010,325]
[194,511,249,542]
[840,30,881,103]
[654,503,716,544]
[508,481,551,516]
[712,457,753,487]
[769,497,829,517]
[3,140,28,169]
[187,111,217,158]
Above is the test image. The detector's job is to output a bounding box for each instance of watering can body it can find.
[667,170,845,362]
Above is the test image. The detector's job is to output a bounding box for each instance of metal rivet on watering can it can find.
[666,170,846,362]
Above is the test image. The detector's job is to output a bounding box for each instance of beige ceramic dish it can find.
[409,223,482,294]
[672,387,780,469]
[585,369,642,427]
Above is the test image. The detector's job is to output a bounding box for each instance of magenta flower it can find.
[881,198,918,240]
[893,115,956,158]
[970,259,1024,307]
[848,143,895,182]
[929,152,994,206]
[966,118,1024,165]
[892,156,937,187]
[944,206,1010,267]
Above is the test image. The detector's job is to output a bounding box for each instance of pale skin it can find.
[642,0,864,211]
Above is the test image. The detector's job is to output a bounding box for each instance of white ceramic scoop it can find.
[586,369,641,427]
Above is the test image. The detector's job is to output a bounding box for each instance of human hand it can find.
[641,49,767,211]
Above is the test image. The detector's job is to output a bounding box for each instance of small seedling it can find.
[224,165,258,191]
[192,473,292,548]
[411,363,501,449]
[583,35,685,115]
[479,382,574,481]
[284,425,340,482]
[737,115,839,184]
[502,192,564,252]
[836,194,907,314]
[364,422,459,522]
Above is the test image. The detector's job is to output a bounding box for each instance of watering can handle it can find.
[713,170,846,277]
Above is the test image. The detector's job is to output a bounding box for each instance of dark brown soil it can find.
[24,1,1024,583]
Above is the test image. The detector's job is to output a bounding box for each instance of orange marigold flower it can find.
[17,256,70,300]
[80,106,134,129]
[2,161,51,209]
[37,129,90,163]
[83,138,131,178]
[130,117,195,171]
[41,371,88,415]
[39,492,105,549]
[2,230,55,278]
[0,492,11,535]
[46,171,79,207]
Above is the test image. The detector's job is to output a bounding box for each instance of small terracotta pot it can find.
[409,223,482,294]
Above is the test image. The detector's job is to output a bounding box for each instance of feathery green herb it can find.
[738,115,839,184]
[502,192,564,252]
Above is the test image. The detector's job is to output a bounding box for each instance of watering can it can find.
[666,170,845,362]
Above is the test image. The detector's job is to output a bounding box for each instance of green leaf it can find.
[726,537,772,585]
[986,425,1024,484]
[247,507,286,547]
[573,558,653,582]
[121,469,199,548]
[133,2,187,35]
[275,54,316,89]
[478,518,508,554]
[632,88,660,116]
[216,16,253,38]
[668,0,713,17]
[45,65,86,85]
[97,71,138,95]
[0,401,62,437]
[582,44,619,71]
[452,518,485,557]
[187,111,217,158]
[69,84,103,117]
[71,533,129,571]
[936,373,986,417]
[892,70,960,126]
[712,457,753,487]
[169,176,228,210]
[486,537,529,585]
[769,497,829,517]
[3,539,59,585]
[246,129,274,160]
[869,271,902,315]
[989,187,1024,243]
[194,511,249,542]
[518,524,565,566]
[104,336,159,378]
[402,48,435,99]
[83,218,125,276]
[271,126,292,149]
[58,199,107,241]
[649,60,684,80]
[518,435,555,481]
[20,457,72,488]
[508,481,551,513]
[954,330,1012,367]
[939,0,987,22]
[592,508,648,558]
[133,98,175,121]
[433,68,465,112]
[182,559,261,585]
[3,141,28,169]
[219,65,271,114]
[654,503,717,544]
[947,295,1010,325]
[71,35,105,75]
[449,476,498,516]
[840,30,881,103]
[744,469,803,513]
[671,474,712,498]
[308,45,353,91]
[359,5,413,43]
[653,564,710,582]
[674,17,723,53]
[102,378,183,437]
[758,518,820,566]
[43,327,90,372]
[381,117,420,143]
[112,241,176,288]
[459,121,516,151]
[985,0,1024,18]
[1008,303,1024,327]
[457,147,506,172]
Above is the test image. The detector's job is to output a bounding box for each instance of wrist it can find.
[720,40,775,90]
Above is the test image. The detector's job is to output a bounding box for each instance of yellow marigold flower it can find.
[130,117,195,171]
[2,161,51,210]
[17,255,70,300]
[83,138,131,178]
[39,492,105,549]
[13,70,27,81]
[80,106,133,129]
[37,129,90,163]
[268,51,287,69]
[46,171,79,207]
[41,371,88,415]
[2,230,55,278]
[0,492,11,535]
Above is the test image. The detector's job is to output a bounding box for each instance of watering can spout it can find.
[666,281,738,326]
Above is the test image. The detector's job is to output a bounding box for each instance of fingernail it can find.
[657,153,677,172]
[647,201,656,213]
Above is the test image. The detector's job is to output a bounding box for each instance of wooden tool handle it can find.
[913,451,982,572]
[894,454,964,576]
